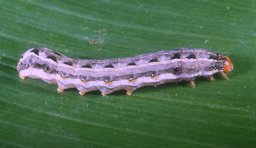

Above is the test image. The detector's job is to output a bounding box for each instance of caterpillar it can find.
[17,48,233,96]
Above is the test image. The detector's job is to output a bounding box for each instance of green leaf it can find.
[0,0,255,147]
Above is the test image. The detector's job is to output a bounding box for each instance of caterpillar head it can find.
[218,55,233,73]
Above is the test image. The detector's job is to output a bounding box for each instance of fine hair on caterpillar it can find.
[17,48,234,96]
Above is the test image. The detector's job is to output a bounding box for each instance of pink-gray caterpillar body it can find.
[17,48,233,96]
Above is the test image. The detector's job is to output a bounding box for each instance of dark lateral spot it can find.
[34,63,51,73]
[82,64,92,68]
[47,55,57,62]
[60,72,69,78]
[127,62,136,66]
[103,76,111,82]
[104,64,114,68]
[80,76,89,82]
[172,67,182,75]
[127,74,136,81]
[187,53,196,59]
[171,53,180,59]
[151,71,157,77]
[64,61,73,66]
[139,71,156,77]
[34,63,43,69]
[215,62,224,70]
[149,57,159,63]
[186,68,199,74]
[163,68,173,73]
[209,54,217,60]
[120,74,135,81]
[205,66,215,71]
[31,48,39,55]
[44,66,51,73]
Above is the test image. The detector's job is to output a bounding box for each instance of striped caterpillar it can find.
[17,48,233,96]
